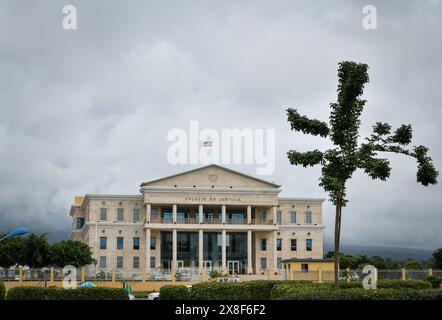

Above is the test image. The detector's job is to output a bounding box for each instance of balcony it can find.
[148,217,273,225]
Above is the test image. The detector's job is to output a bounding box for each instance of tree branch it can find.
[287,149,323,167]
[287,108,329,138]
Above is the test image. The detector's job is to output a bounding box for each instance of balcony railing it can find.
[251,219,274,225]
[149,217,274,225]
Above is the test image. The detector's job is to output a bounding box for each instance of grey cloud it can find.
[0,0,441,250]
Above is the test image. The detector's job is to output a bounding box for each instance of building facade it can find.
[69,165,326,276]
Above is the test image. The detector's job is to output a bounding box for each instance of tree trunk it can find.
[334,193,342,289]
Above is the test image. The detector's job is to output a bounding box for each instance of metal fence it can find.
[1,267,441,282]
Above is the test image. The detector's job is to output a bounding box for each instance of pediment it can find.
[141,165,280,189]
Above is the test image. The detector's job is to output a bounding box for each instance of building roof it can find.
[140,164,281,188]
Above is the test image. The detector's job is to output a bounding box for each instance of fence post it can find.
[111,268,116,282]
[201,268,206,283]
[172,267,176,284]
[49,267,55,285]
[401,268,406,281]
[345,268,350,283]
[318,269,323,283]
[18,266,23,282]
[374,267,378,282]
[81,267,86,282]
[428,268,433,277]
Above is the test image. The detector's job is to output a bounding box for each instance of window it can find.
[133,237,140,250]
[217,234,230,246]
[290,212,296,224]
[259,210,266,222]
[276,239,282,251]
[260,257,267,270]
[301,263,309,272]
[277,258,282,269]
[76,217,85,229]
[100,237,107,250]
[117,237,124,250]
[151,208,158,220]
[150,237,156,250]
[150,257,156,269]
[260,239,267,251]
[117,208,124,221]
[117,256,123,268]
[133,256,140,268]
[100,208,107,221]
[291,239,297,251]
[306,239,312,252]
[99,256,106,268]
[133,209,140,222]
[276,211,282,224]
[306,211,312,224]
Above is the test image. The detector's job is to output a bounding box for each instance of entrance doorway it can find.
[227,260,240,275]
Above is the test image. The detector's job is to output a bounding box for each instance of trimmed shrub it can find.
[338,280,432,289]
[0,281,5,300]
[190,280,324,300]
[160,285,191,300]
[424,276,442,289]
[271,287,442,300]
[6,286,129,300]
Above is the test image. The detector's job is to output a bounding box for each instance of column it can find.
[199,229,204,272]
[172,229,177,270]
[247,230,252,274]
[222,230,227,273]
[272,206,278,225]
[221,205,226,224]
[145,228,151,273]
[172,204,177,224]
[247,205,252,224]
[272,231,278,271]
[198,204,203,224]
[146,203,151,223]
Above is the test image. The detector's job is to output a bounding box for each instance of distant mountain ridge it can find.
[324,243,433,261]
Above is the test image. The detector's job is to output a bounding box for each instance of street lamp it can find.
[0,227,31,241]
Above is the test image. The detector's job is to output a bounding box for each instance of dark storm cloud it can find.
[0,0,441,249]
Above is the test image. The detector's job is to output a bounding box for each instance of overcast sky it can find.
[0,0,441,250]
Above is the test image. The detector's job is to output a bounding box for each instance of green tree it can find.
[49,240,93,267]
[325,251,359,269]
[0,236,25,268]
[370,256,387,269]
[286,61,438,288]
[432,248,442,269]
[385,258,401,270]
[402,259,424,270]
[21,234,50,268]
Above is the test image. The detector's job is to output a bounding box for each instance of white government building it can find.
[69,165,326,277]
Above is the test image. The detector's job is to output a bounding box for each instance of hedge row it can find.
[271,287,442,300]
[6,286,129,300]
[0,281,5,300]
[159,280,436,300]
[160,285,191,300]
[160,281,328,300]
[339,280,432,289]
